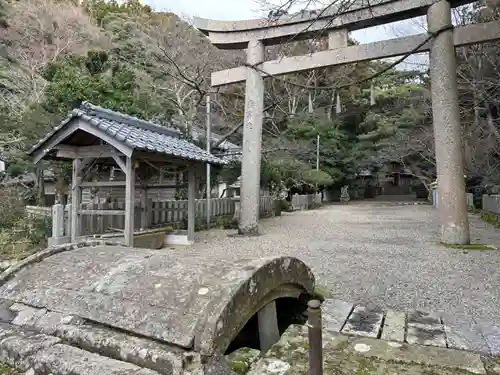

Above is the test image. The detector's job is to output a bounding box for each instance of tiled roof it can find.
[30,102,226,165]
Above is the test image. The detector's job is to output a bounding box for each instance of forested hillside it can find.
[1,0,500,201]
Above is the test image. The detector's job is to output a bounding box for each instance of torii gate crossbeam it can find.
[196,0,500,244]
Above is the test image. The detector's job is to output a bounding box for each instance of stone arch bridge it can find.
[0,242,315,374]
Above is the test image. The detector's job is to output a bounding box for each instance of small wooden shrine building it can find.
[28,102,226,246]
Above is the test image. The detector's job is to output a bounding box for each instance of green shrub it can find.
[480,210,500,227]
[0,187,25,229]
[279,199,292,212]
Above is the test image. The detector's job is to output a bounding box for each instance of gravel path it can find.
[174,202,500,326]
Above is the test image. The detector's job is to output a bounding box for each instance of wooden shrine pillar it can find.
[70,158,82,242]
[187,167,196,243]
[124,156,135,247]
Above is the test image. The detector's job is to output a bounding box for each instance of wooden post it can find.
[187,167,196,243]
[124,156,135,247]
[140,189,148,230]
[206,94,212,230]
[307,300,323,375]
[71,158,81,242]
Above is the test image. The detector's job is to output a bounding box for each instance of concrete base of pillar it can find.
[237,225,260,236]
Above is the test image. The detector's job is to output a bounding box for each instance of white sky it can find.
[145,0,429,70]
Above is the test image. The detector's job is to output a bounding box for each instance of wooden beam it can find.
[78,210,126,216]
[77,120,133,158]
[211,20,500,86]
[71,158,82,242]
[55,144,124,159]
[112,155,127,175]
[195,0,472,49]
[124,156,135,247]
[79,181,188,189]
[78,158,94,177]
[133,151,197,166]
[80,181,126,187]
[32,121,80,164]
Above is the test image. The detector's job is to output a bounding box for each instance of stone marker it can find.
[0,243,316,374]
[342,305,384,338]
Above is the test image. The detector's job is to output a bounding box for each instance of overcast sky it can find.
[144,0,428,70]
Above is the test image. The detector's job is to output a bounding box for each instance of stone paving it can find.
[182,202,500,349]
[321,298,499,355]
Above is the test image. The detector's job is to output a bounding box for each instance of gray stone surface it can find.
[33,312,81,335]
[479,322,500,356]
[407,310,446,347]
[54,322,184,374]
[30,343,161,375]
[0,323,61,371]
[381,310,405,343]
[0,247,314,356]
[11,306,46,327]
[441,313,489,353]
[342,305,383,338]
[407,323,447,348]
[321,299,353,333]
[185,204,500,330]
[408,309,441,326]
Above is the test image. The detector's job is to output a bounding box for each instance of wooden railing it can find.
[48,196,275,243]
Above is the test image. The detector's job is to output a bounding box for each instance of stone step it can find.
[321,298,500,356]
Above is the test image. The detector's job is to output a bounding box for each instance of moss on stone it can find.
[441,243,496,251]
[230,360,250,375]
[247,325,486,375]
[0,364,20,374]
[313,284,331,300]
[480,210,500,227]
[226,347,261,375]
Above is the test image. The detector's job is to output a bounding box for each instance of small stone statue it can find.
[340,185,350,204]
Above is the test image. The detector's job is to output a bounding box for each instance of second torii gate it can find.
[195,0,500,244]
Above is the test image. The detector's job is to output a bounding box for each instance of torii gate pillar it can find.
[240,40,265,235]
[428,0,470,244]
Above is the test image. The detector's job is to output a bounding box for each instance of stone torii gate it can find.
[196,0,500,244]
